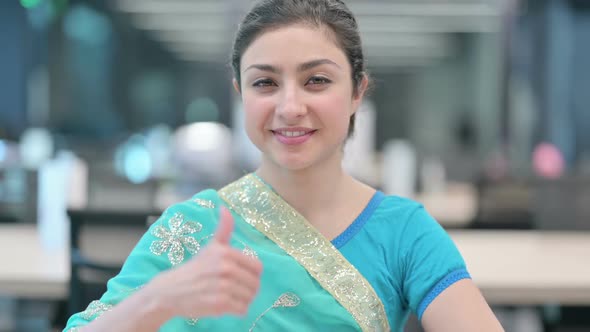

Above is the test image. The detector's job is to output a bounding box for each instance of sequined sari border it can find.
[219,174,390,332]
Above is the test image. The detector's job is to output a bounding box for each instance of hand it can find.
[147,207,263,319]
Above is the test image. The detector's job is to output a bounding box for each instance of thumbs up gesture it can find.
[147,207,263,319]
[214,207,238,244]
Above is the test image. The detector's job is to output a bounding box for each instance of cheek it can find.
[243,96,272,127]
[314,94,352,133]
[242,95,275,144]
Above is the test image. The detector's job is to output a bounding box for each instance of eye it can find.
[252,78,276,88]
[306,76,332,85]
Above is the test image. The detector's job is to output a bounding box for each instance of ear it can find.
[351,74,369,115]
[232,78,241,96]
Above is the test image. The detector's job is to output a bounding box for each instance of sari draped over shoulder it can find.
[64,174,391,332]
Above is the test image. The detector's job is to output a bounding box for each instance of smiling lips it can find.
[272,128,316,145]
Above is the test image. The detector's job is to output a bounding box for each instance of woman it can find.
[65,0,504,331]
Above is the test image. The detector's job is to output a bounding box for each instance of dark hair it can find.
[231,0,368,137]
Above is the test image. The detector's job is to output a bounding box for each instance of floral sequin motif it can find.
[242,246,258,258]
[186,318,199,326]
[150,212,203,266]
[194,198,215,209]
[80,300,113,320]
[273,293,300,307]
[249,293,300,331]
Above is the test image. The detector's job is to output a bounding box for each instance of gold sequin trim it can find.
[150,212,203,266]
[80,300,113,320]
[219,174,390,332]
[194,198,215,209]
[249,292,300,331]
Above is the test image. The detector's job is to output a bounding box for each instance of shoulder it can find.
[372,194,448,245]
[378,196,463,271]
[150,189,222,231]
[372,193,429,228]
[355,193,429,248]
[171,188,219,210]
[377,194,423,215]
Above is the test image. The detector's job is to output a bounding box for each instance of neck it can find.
[256,154,352,220]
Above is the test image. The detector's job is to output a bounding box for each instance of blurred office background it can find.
[1,0,589,331]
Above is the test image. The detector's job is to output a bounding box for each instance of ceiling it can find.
[109,0,504,68]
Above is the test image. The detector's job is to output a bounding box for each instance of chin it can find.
[277,159,313,172]
[272,153,316,172]
[267,146,342,173]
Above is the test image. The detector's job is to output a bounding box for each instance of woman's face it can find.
[237,24,366,172]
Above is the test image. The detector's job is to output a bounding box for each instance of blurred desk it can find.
[0,209,154,301]
[415,182,478,228]
[2,225,590,306]
[451,230,590,305]
[0,224,68,299]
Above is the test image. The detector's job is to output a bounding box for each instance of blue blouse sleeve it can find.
[400,205,471,320]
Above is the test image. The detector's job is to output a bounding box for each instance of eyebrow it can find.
[244,58,341,74]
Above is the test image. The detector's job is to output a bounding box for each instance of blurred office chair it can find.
[86,165,158,212]
[533,176,590,230]
[66,209,159,317]
[472,179,535,229]
[0,168,37,224]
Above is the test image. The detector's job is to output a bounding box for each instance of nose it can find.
[276,84,306,122]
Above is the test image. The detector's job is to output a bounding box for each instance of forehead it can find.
[240,24,348,70]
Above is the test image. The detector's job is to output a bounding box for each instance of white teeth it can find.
[279,131,307,137]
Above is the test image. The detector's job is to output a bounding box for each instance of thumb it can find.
[214,207,234,244]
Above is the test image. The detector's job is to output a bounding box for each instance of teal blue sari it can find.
[64,174,390,331]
